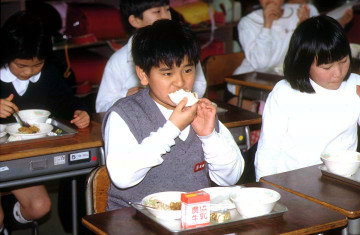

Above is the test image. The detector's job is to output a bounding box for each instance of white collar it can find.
[310,78,344,95]
[1,66,41,96]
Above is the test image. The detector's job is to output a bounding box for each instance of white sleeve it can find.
[238,16,286,69]
[254,84,289,181]
[96,56,128,113]
[104,112,180,188]
[193,62,207,98]
[201,122,244,186]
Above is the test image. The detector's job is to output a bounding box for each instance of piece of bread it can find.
[169,89,199,107]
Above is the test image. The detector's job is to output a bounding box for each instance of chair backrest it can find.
[85,165,110,215]
[202,52,245,100]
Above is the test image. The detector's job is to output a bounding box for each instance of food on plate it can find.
[18,125,40,134]
[169,89,199,107]
[144,198,181,211]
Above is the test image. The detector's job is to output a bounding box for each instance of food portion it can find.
[144,198,181,211]
[169,89,199,107]
[18,125,40,134]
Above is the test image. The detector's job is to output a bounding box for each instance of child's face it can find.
[9,57,44,81]
[133,5,171,29]
[137,57,196,110]
[309,56,350,90]
[259,0,284,9]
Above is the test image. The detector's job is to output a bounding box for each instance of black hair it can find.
[119,0,170,35]
[0,11,53,68]
[284,15,352,93]
[132,19,200,75]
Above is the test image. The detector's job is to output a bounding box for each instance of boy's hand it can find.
[70,110,90,128]
[169,97,198,131]
[297,4,310,25]
[0,94,19,118]
[263,2,282,28]
[191,98,216,136]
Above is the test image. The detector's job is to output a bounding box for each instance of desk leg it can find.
[237,86,244,108]
[245,126,251,150]
[348,217,360,235]
[72,178,78,235]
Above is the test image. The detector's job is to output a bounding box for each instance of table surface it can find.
[0,121,103,162]
[82,182,347,235]
[260,164,360,219]
[225,71,283,91]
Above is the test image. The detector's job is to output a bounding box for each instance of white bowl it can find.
[201,186,240,210]
[18,109,51,124]
[6,123,53,140]
[321,150,360,177]
[141,191,183,220]
[230,187,281,218]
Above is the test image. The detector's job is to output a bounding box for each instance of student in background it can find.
[255,15,360,181]
[96,0,207,113]
[0,11,90,234]
[102,19,243,210]
[226,0,353,104]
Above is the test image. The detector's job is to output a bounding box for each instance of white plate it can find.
[200,186,242,210]
[141,191,184,220]
[6,123,53,140]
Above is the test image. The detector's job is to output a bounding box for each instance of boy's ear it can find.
[136,66,149,86]
[128,15,143,29]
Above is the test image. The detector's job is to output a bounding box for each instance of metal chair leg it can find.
[32,221,39,235]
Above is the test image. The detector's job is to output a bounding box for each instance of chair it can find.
[202,51,245,101]
[85,165,110,215]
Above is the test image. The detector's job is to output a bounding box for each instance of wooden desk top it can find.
[213,100,262,128]
[82,182,347,235]
[225,72,283,91]
[260,164,360,218]
[0,121,103,162]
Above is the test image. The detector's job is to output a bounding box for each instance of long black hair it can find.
[284,15,352,93]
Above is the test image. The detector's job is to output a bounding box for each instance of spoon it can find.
[12,111,31,127]
[128,202,158,209]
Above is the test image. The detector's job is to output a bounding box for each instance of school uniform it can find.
[96,36,207,113]
[0,64,88,123]
[255,73,360,181]
[102,89,244,210]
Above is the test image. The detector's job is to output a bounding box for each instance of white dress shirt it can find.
[104,101,244,188]
[255,74,360,181]
[96,36,207,112]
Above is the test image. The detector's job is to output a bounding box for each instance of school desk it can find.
[224,71,283,107]
[0,121,104,235]
[260,164,360,234]
[81,182,347,235]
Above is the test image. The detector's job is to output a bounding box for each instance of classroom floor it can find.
[8,179,92,235]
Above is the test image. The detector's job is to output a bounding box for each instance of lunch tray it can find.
[131,202,287,234]
[0,118,78,146]
[319,165,360,187]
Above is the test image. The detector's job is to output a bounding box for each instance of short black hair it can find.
[132,19,200,75]
[119,0,170,35]
[0,10,52,68]
[284,15,352,93]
